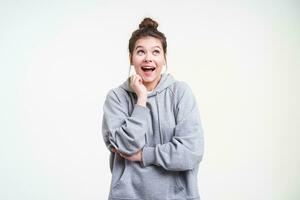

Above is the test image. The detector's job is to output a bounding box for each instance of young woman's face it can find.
[130,36,166,84]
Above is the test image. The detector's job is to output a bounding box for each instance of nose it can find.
[143,53,152,62]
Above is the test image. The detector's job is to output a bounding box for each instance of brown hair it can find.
[129,17,167,60]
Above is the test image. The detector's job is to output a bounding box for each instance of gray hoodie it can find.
[102,73,204,200]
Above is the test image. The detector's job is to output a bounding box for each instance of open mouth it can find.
[141,66,156,72]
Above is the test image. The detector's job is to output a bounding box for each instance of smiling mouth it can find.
[141,66,156,72]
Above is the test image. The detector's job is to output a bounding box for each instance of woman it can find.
[102,17,204,200]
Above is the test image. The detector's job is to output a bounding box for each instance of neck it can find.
[144,75,162,91]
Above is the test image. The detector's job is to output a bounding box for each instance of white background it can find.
[0,0,299,199]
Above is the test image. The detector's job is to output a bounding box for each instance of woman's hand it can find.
[111,148,142,162]
[130,74,147,106]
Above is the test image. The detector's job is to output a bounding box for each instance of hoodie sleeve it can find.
[141,82,204,171]
[102,89,149,155]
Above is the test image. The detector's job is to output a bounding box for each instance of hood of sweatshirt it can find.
[120,73,175,97]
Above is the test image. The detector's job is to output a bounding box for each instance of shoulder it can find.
[105,87,131,103]
[173,80,192,91]
[170,80,194,99]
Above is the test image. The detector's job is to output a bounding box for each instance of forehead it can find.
[134,36,163,49]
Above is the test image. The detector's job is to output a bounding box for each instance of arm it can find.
[102,89,149,155]
[141,83,204,171]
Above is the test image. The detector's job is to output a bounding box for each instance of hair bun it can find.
[139,17,158,30]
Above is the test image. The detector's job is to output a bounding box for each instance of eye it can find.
[136,50,145,55]
[153,50,160,55]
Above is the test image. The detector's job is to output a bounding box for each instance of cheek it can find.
[132,56,143,65]
[155,58,165,67]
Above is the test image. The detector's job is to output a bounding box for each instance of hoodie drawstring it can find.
[155,92,164,144]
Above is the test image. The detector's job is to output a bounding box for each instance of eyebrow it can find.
[135,45,162,50]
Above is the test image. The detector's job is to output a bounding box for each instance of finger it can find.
[130,75,135,86]
[130,75,136,87]
[133,75,138,85]
[136,75,144,85]
[137,77,142,84]
[135,74,141,81]
[135,74,141,79]
[131,74,138,81]
[119,153,127,159]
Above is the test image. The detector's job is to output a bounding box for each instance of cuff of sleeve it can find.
[141,146,156,167]
[131,104,149,122]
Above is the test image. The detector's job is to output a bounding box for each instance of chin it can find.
[141,76,157,83]
[142,78,154,83]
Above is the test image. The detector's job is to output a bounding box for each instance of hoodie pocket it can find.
[168,171,185,198]
[175,170,200,199]
[175,172,185,191]
[111,160,137,199]
[111,159,129,189]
